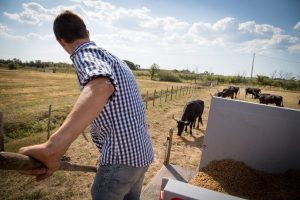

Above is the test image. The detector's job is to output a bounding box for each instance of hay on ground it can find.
[189,159,300,200]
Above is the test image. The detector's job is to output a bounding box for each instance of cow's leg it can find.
[184,124,188,132]
[189,123,193,135]
[196,116,200,128]
[193,120,196,128]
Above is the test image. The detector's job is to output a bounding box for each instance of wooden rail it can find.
[0,152,97,173]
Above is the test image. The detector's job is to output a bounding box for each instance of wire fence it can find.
[142,84,199,109]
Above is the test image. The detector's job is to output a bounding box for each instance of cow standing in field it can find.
[173,100,204,136]
[228,86,240,98]
[245,87,261,98]
[215,88,235,99]
[259,94,284,107]
[254,93,270,99]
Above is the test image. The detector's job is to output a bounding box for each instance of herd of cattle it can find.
[215,86,285,107]
[174,86,299,136]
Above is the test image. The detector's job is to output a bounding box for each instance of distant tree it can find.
[8,62,17,70]
[123,60,140,70]
[149,63,160,80]
[257,75,271,86]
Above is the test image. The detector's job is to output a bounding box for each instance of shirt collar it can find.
[70,41,96,60]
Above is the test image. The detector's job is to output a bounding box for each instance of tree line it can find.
[1,58,299,90]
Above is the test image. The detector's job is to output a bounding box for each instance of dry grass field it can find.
[0,68,299,200]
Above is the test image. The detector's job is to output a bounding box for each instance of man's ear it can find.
[57,38,67,47]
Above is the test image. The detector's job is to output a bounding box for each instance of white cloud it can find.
[288,44,300,53]
[4,2,79,25]
[82,0,115,10]
[189,17,236,35]
[27,33,54,40]
[2,0,299,56]
[238,34,298,53]
[0,23,53,41]
[294,22,300,30]
[239,21,282,35]
[142,16,189,32]
[0,23,27,40]
[0,23,9,34]
[80,3,188,34]
[213,17,236,31]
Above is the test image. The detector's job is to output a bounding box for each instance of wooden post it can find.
[146,90,148,109]
[153,89,156,107]
[175,86,178,99]
[160,89,162,104]
[165,88,168,102]
[170,86,173,101]
[47,105,52,140]
[164,128,173,165]
[0,112,4,151]
[179,86,182,96]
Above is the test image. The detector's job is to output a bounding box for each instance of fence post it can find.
[47,105,52,140]
[165,88,168,102]
[146,90,148,109]
[153,89,156,107]
[164,128,173,165]
[171,86,173,101]
[179,86,182,96]
[0,112,4,151]
[160,89,162,104]
[175,86,178,99]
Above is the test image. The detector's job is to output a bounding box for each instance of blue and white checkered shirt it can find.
[70,41,154,167]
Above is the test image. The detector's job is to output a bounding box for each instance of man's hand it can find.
[18,142,61,181]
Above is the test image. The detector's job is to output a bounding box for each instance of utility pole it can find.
[250,53,255,80]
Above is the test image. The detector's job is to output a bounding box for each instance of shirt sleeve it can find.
[74,48,118,90]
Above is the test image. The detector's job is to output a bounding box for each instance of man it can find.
[19,10,154,200]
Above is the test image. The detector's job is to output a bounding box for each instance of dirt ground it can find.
[1,84,300,200]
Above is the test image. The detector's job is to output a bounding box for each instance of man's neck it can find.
[66,38,90,55]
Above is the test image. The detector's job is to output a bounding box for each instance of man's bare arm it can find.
[19,77,115,181]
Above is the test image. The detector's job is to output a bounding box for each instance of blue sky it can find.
[0,0,300,78]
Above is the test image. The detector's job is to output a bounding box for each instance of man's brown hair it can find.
[53,10,88,43]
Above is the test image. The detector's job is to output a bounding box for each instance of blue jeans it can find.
[91,164,149,200]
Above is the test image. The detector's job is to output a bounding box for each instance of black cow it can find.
[218,88,235,99]
[245,87,261,98]
[259,94,284,107]
[254,93,270,99]
[228,86,240,98]
[173,100,204,136]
